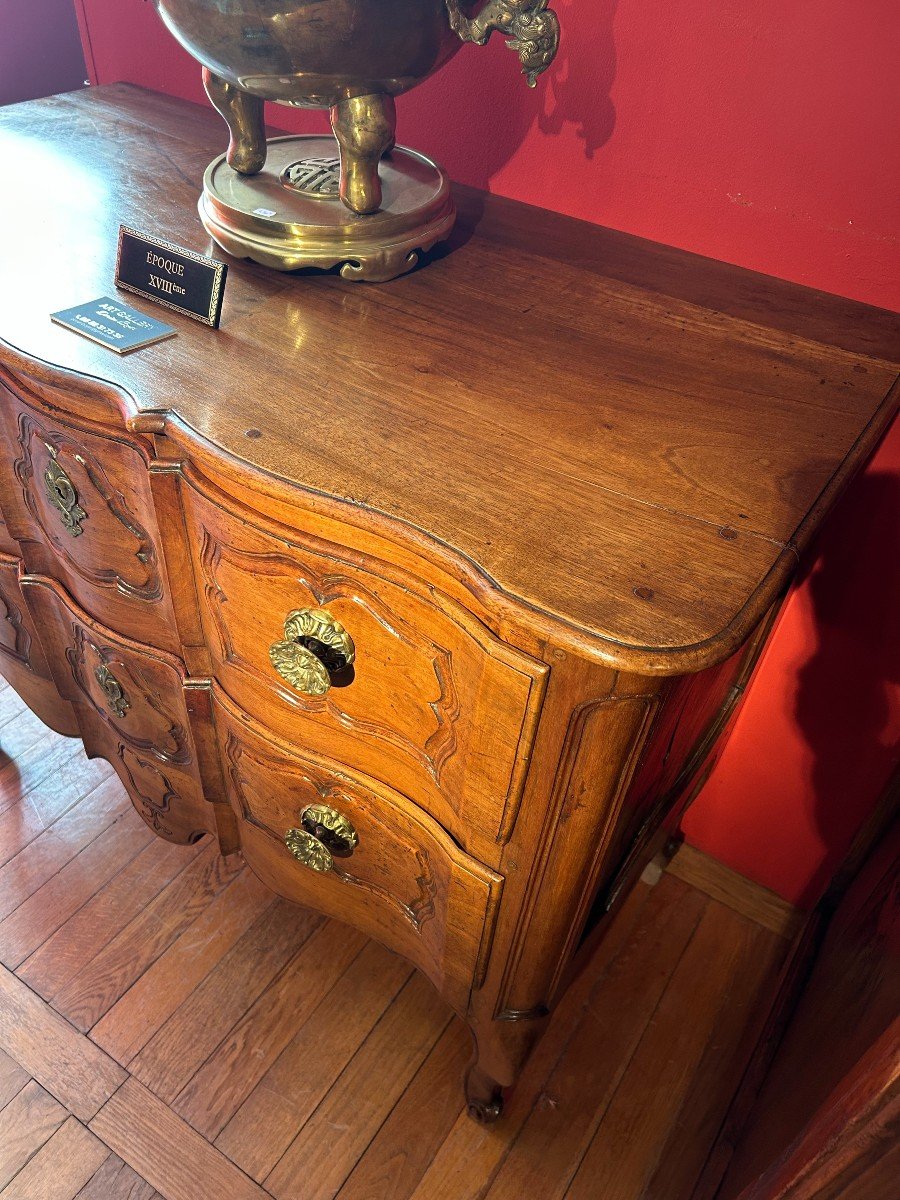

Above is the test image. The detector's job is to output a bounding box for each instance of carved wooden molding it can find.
[13,410,163,601]
[0,577,32,668]
[202,532,462,787]
[66,625,191,764]
[225,732,439,931]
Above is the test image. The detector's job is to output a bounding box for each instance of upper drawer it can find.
[180,475,547,860]
[0,377,180,655]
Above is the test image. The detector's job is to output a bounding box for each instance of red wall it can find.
[72,0,899,905]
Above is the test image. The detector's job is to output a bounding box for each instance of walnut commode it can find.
[0,87,896,1124]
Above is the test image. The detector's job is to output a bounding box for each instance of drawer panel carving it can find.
[0,378,179,654]
[214,693,503,1014]
[182,479,547,858]
[0,554,49,678]
[20,576,213,843]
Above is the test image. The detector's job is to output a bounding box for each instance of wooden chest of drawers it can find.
[0,85,896,1120]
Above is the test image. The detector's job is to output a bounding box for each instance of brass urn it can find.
[151,0,560,280]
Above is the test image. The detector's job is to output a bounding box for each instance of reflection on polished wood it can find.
[0,86,897,1123]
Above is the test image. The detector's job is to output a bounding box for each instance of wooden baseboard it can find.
[668,844,804,940]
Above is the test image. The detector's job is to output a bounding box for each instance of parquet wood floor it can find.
[0,681,791,1200]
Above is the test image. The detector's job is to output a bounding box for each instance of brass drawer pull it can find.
[269,607,355,696]
[284,802,358,873]
[94,664,130,718]
[44,449,87,537]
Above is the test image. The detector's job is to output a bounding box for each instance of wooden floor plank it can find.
[89,1079,271,1200]
[0,965,126,1121]
[18,834,210,1004]
[482,876,708,1200]
[563,903,781,1200]
[0,708,804,1200]
[215,940,413,1182]
[128,898,321,1102]
[0,747,115,873]
[0,1116,109,1200]
[640,917,787,1200]
[73,1153,159,1200]
[0,777,131,923]
[45,838,242,1029]
[405,879,656,1200]
[265,971,452,1200]
[0,706,65,771]
[173,919,368,1139]
[335,1018,471,1200]
[0,734,111,829]
[0,812,155,969]
[0,1079,68,1189]
[0,729,79,814]
[89,865,274,1065]
[0,1049,29,1111]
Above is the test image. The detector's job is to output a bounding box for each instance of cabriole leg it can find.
[202,68,266,175]
[465,1061,504,1124]
[329,93,397,215]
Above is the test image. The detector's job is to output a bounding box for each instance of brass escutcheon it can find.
[94,664,130,718]
[269,607,355,697]
[43,449,87,537]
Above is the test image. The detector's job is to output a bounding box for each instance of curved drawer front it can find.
[0,378,179,655]
[182,479,547,857]
[0,553,49,678]
[214,693,503,1014]
[20,576,214,845]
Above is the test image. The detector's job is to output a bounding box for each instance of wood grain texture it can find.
[0,965,125,1120]
[0,1080,68,1188]
[668,843,803,939]
[0,1116,108,1200]
[0,85,896,672]
[89,1079,271,1200]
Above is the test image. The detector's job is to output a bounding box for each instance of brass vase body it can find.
[153,0,467,108]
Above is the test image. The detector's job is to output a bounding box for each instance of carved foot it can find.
[465,1064,504,1124]
[202,68,266,175]
[329,93,397,215]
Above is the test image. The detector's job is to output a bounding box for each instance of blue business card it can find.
[50,296,177,354]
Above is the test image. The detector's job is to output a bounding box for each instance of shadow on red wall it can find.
[794,465,900,906]
[683,419,900,908]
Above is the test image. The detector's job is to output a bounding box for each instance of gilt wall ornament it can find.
[150,0,561,280]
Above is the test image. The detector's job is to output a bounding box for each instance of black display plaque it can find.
[115,226,227,327]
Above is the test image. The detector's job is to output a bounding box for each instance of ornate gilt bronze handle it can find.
[43,448,87,537]
[445,0,560,86]
[94,664,130,718]
[269,608,355,697]
[284,802,358,873]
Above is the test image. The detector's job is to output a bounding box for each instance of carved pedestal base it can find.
[199,135,455,282]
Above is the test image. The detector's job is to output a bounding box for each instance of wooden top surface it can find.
[0,84,897,671]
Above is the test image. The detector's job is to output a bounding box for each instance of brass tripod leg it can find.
[202,68,267,175]
[329,93,397,215]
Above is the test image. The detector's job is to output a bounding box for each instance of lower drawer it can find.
[0,554,79,737]
[21,575,214,844]
[212,690,504,1015]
